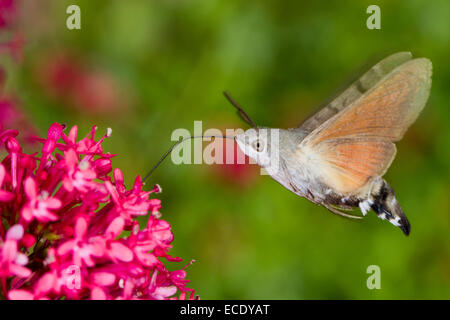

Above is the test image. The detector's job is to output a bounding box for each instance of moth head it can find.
[235,128,273,167]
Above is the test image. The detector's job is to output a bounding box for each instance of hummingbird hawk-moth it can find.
[233,52,432,235]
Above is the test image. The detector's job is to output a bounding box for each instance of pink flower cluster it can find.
[0,123,197,300]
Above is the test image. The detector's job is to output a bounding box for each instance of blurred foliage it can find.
[2,0,449,299]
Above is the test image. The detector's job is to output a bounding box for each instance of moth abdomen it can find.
[324,191,359,208]
[368,179,411,236]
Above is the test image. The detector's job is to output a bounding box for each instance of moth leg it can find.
[323,204,363,220]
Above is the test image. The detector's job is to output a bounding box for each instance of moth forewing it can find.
[298,52,414,135]
[308,58,431,144]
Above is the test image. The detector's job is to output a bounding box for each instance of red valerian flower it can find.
[0,225,31,279]
[21,177,62,223]
[0,123,198,300]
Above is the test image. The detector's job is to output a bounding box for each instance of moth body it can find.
[233,52,431,235]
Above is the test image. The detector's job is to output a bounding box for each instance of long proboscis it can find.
[142,135,235,182]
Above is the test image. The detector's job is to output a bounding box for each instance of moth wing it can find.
[300,58,432,194]
[297,52,413,134]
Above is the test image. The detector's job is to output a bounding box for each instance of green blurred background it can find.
[2,0,449,299]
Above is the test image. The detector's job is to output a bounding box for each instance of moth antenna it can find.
[223,91,257,129]
[142,135,235,183]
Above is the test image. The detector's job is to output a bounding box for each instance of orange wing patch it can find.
[315,139,396,193]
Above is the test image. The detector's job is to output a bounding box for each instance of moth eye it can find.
[252,140,264,152]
